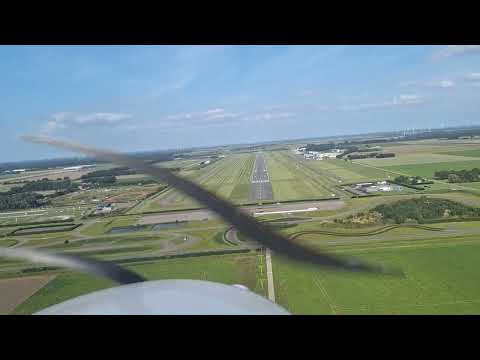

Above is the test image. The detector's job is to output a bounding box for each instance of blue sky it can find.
[1,45,480,162]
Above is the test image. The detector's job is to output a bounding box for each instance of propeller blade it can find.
[0,246,145,284]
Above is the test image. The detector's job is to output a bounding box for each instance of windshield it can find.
[1,45,480,315]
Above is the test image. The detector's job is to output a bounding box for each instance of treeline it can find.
[0,178,82,210]
[347,152,395,160]
[373,197,480,224]
[80,167,166,186]
[434,168,480,183]
[394,176,427,185]
[347,152,379,159]
[82,175,117,185]
[80,167,133,186]
[9,179,76,193]
[82,167,136,178]
[0,192,46,211]
[305,143,337,152]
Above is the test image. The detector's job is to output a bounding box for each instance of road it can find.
[249,153,273,201]
[265,248,275,302]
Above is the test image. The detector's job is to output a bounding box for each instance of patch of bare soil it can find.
[0,275,56,315]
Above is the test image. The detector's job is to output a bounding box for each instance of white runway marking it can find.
[265,248,275,303]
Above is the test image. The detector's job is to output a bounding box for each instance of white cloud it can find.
[41,112,133,134]
[395,94,424,104]
[465,73,480,82]
[433,80,455,88]
[41,112,70,133]
[135,109,295,133]
[341,94,426,111]
[75,112,132,124]
[164,108,240,123]
[401,80,454,88]
[204,108,224,115]
[434,45,480,59]
[45,120,64,131]
[165,113,194,121]
[244,112,295,121]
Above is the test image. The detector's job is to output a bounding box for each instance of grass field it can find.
[129,154,255,212]
[313,159,393,182]
[6,140,480,315]
[266,152,336,200]
[274,232,480,314]
[356,153,478,167]
[382,160,480,178]
[437,149,480,158]
[13,252,265,314]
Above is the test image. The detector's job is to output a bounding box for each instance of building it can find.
[95,203,114,215]
[63,164,96,171]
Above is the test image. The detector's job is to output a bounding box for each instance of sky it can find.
[1,45,480,162]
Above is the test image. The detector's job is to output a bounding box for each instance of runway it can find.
[249,153,273,202]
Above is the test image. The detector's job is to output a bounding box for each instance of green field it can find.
[14,252,265,314]
[356,153,478,167]
[437,149,480,158]
[6,139,480,315]
[383,160,480,178]
[314,159,393,182]
[266,152,336,200]
[129,153,255,212]
[274,234,480,314]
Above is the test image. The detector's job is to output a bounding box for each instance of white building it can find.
[95,203,114,215]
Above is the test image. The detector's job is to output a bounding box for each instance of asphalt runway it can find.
[138,199,346,225]
[249,153,273,201]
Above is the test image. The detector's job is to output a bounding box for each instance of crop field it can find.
[0,275,56,314]
[273,233,480,314]
[13,252,265,314]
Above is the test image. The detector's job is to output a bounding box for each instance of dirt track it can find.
[0,275,55,314]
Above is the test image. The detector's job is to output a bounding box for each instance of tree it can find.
[448,174,462,183]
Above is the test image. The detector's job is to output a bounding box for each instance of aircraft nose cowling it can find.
[35,279,291,315]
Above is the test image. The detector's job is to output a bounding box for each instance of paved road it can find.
[265,249,275,302]
[249,153,273,201]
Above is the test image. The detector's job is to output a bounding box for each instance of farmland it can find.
[273,230,480,314]
[13,253,266,314]
[129,153,255,212]
[4,136,480,314]
[265,152,336,201]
